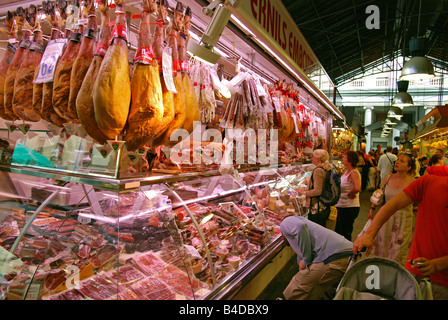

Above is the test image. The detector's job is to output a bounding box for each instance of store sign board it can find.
[237,0,319,73]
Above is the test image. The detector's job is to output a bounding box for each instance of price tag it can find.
[34,39,67,84]
[162,47,177,94]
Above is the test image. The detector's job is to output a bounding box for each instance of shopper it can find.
[353,174,448,300]
[298,149,333,227]
[281,215,353,300]
[435,148,448,166]
[335,150,361,241]
[369,153,416,265]
[374,144,383,164]
[366,150,378,191]
[377,146,397,184]
[410,149,420,178]
[418,156,429,177]
[424,154,448,176]
[357,150,366,189]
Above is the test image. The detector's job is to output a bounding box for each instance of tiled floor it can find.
[257,190,373,300]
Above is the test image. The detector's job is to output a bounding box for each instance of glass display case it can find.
[0,163,313,300]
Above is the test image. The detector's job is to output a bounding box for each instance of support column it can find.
[364,106,374,152]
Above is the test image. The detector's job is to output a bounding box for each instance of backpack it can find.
[316,166,341,207]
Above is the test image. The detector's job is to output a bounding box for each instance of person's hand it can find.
[299,260,306,270]
[410,257,436,277]
[353,233,374,255]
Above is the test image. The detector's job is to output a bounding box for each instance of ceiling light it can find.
[400,36,435,81]
[400,56,435,81]
[388,106,404,118]
[385,118,397,125]
[392,80,413,107]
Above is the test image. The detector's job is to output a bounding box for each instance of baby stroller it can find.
[334,254,432,300]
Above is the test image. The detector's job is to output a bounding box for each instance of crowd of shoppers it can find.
[281,146,448,300]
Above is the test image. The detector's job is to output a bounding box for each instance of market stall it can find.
[0,0,344,300]
[410,106,448,157]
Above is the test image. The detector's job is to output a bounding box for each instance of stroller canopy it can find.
[334,257,422,300]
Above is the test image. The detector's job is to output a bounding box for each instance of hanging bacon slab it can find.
[76,0,110,144]
[93,0,131,139]
[124,0,164,151]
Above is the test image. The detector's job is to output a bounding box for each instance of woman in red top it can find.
[424,154,448,176]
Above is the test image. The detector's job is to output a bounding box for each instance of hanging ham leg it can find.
[179,6,200,134]
[93,0,131,139]
[124,0,164,151]
[155,2,186,147]
[150,0,174,147]
[76,0,110,144]
[12,8,43,122]
[41,2,67,127]
[0,12,17,120]
[67,0,97,121]
[3,9,28,121]
[52,4,84,121]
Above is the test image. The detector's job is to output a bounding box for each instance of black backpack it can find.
[312,166,341,207]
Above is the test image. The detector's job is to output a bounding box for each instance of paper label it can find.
[162,47,177,94]
[179,60,190,73]
[34,38,67,84]
[109,24,127,46]
[94,41,108,57]
[134,46,154,64]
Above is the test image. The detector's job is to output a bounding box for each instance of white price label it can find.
[34,39,67,84]
[162,46,178,94]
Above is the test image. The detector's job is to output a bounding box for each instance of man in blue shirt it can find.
[281,216,353,300]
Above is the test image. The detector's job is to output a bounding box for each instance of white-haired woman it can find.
[299,149,333,227]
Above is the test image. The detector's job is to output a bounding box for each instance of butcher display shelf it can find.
[0,162,312,300]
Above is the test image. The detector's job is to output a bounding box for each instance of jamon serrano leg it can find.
[124,0,164,151]
[93,0,131,139]
[76,0,111,144]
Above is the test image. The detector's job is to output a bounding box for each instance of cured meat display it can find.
[3,8,29,121]
[92,0,131,139]
[76,0,111,144]
[0,12,17,120]
[124,0,164,151]
[52,3,84,121]
[12,6,43,122]
[67,0,97,121]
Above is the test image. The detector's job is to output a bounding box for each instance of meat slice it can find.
[12,14,43,122]
[124,0,164,151]
[0,12,17,120]
[93,0,131,139]
[67,0,97,121]
[76,0,110,144]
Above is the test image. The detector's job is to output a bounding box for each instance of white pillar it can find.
[364,106,374,152]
